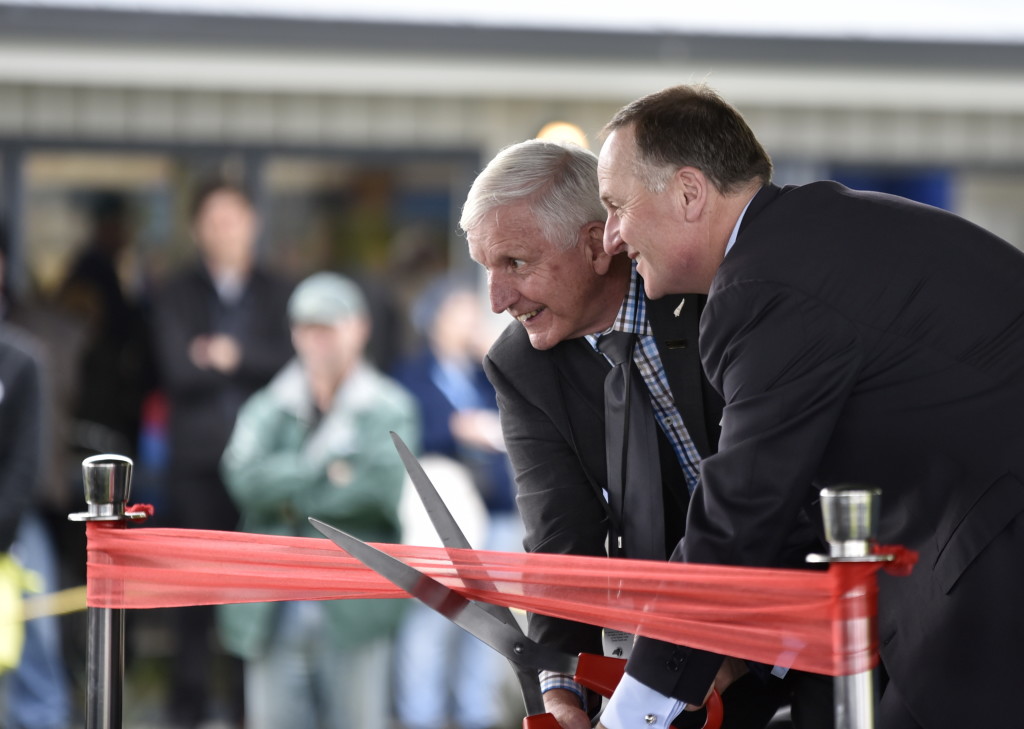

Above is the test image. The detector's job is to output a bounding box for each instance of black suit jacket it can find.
[150,263,294,528]
[484,291,723,658]
[630,182,1024,728]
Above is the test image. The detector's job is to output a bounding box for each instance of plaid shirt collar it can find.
[587,262,649,348]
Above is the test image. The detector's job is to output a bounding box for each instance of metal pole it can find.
[68,454,135,729]
[817,486,882,729]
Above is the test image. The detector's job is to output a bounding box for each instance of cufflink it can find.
[644,714,657,725]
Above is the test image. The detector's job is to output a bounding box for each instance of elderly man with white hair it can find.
[465,139,827,729]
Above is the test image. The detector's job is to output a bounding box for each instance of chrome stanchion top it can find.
[69,454,145,523]
[807,485,891,565]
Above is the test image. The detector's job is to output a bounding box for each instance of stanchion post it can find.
[68,454,135,729]
[816,486,883,729]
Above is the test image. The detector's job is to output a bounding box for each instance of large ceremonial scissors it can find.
[309,432,722,729]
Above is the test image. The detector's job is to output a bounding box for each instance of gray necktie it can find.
[598,331,665,560]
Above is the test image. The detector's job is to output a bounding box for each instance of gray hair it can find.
[459,139,606,250]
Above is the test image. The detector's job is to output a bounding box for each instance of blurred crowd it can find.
[0,179,520,729]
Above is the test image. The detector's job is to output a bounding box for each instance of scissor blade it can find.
[389,431,521,630]
[309,517,572,674]
[390,431,472,550]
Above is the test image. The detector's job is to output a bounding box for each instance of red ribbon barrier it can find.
[86,523,913,676]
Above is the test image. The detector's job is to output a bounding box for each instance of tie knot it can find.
[598,331,635,365]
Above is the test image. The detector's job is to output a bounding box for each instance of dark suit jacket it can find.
[150,263,294,528]
[483,291,723,658]
[630,182,1024,728]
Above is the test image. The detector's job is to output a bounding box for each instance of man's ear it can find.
[675,166,709,223]
[580,221,613,274]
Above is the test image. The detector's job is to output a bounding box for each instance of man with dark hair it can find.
[150,179,294,728]
[596,83,1024,729]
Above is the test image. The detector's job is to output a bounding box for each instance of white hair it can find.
[459,139,606,250]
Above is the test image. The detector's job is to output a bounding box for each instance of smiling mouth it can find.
[514,307,543,323]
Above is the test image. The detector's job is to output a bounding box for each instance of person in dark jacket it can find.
[150,179,294,729]
[597,83,1024,729]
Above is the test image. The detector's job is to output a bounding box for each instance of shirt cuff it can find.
[601,672,685,729]
[539,671,587,713]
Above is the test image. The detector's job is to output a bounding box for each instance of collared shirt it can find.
[585,263,701,491]
[724,192,756,258]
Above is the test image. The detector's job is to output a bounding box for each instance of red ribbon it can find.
[86,523,916,677]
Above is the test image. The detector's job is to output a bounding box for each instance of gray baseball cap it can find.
[288,272,368,325]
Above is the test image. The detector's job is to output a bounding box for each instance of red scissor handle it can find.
[523,714,562,729]
[703,686,724,729]
[523,653,723,729]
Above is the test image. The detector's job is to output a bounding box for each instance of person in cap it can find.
[218,271,420,729]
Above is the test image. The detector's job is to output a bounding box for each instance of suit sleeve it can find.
[483,348,606,658]
[628,280,863,703]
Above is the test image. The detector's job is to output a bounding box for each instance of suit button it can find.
[665,660,679,671]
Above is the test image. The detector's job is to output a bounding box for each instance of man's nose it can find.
[488,272,516,314]
[603,215,624,256]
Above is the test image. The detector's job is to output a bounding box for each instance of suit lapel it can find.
[647,293,716,458]
[549,337,623,535]
[552,337,608,422]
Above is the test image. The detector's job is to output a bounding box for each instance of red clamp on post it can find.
[124,503,155,523]
[872,543,918,576]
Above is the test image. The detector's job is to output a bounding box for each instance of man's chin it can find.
[642,278,666,300]
[525,327,557,351]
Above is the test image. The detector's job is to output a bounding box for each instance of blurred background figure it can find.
[57,191,151,460]
[217,271,419,729]
[391,272,519,729]
[149,179,294,729]
[1,229,76,729]
[381,222,453,362]
[0,312,72,729]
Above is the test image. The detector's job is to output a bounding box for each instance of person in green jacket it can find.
[218,271,420,729]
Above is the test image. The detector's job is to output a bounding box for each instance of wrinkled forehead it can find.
[467,205,549,260]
